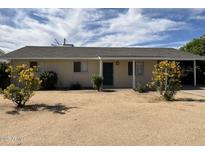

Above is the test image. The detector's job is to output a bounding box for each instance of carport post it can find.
[132,60,136,89]
[193,60,196,86]
[99,57,103,77]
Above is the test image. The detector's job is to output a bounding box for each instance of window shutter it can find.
[128,62,133,76]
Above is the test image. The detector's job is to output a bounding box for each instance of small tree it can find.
[150,61,182,101]
[91,75,103,91]
[1,64,42,107]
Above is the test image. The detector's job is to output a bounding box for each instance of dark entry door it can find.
[103,63,113,86]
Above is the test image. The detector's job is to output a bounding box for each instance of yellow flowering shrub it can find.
[150,61,182,101]
[1,64,42,107]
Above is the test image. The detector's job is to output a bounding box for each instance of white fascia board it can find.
[3,56,205,61]
[4,57,99,60]
[100,57,205,61]
[0,59,9,63]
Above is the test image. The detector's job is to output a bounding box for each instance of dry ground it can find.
[1,89,205,146]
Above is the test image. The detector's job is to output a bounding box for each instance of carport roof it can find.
[1,46,205,60]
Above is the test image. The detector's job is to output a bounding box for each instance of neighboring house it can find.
[0,49,6,62]
[0,49,5,56]
[1,46,205,88]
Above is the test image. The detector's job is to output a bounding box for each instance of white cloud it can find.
[134,41,188,49]
[0,8,186,52]
[188,8,205,20]
[84,8,185,47]
[190,15,205,20]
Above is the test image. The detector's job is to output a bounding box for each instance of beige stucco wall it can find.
[11,60,99,88]
[105,60,157,88]
[10,59,157,88]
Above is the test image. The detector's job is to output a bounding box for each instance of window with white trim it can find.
[73,61,88,72]
[128,61,144,76]
[136,62,144,75]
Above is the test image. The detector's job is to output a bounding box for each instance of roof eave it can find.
[100,57,205,61]
[2,56,205,61]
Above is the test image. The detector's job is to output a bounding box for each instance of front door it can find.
[103,63,113,86]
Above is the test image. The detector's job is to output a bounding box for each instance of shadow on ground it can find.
[174,98,205,103]
[6,103,78,115]
[102,89,116,92]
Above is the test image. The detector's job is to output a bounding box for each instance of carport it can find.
[180,60,205,86]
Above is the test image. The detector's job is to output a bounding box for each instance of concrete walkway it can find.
[182,86,205,97]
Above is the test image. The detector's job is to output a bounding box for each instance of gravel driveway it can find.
[1,89,205,145]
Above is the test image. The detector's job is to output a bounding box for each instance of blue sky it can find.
[0,8,205,52]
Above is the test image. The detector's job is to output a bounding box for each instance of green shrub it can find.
[40,71,58,90]
[0,63,10,89]
[1,64,41,107]
[70,82,82,90]
[91,75,103,91]
[135,82,146,93]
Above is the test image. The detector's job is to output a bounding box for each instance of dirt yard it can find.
[1,89,205,146]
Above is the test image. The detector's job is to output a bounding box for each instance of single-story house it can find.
[1,46,205,88]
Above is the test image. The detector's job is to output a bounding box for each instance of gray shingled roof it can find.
[1,46,205,60]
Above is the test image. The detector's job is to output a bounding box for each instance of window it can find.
[30,62,38,68]
[136,62,144,75]
[74,62,81,72]
[73,61,88,72]
[128,61,144,76]
[81,61,88,72]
